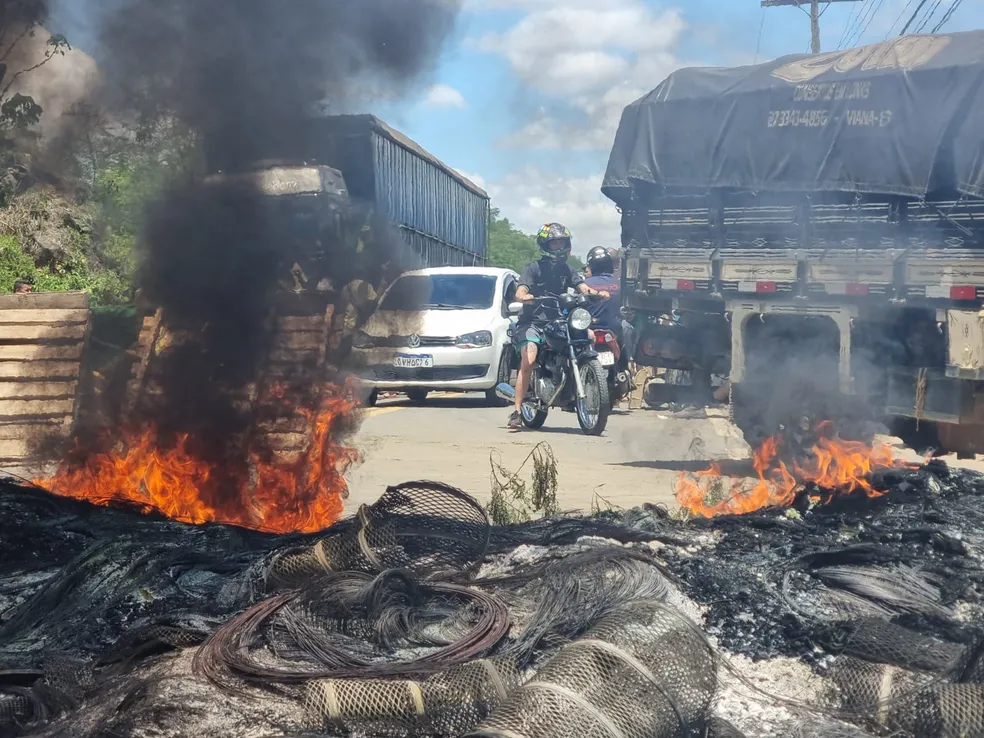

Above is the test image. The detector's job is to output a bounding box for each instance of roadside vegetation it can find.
[487,207,584,274]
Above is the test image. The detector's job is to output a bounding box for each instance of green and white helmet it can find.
[535,222,572,261]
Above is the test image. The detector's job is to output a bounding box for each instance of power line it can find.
[885,0,916,38]
[914,0,945,32]
[899,0,931,34]
[851,0,888,45]
[753,9,766,64]
[843,0,886,48]
[838,0,873,47]
[931,0,965,32]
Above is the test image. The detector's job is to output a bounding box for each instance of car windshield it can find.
[379,274,497,311]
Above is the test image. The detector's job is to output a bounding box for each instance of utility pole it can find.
[761,0,865,54]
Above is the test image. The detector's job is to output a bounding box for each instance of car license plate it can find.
[598,352,615,367]
[394,354,434,369]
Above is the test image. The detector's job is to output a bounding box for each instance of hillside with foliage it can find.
[486,208,584,274]
[0,11,159,304]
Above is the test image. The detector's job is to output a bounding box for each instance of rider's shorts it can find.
[514,324,544,349]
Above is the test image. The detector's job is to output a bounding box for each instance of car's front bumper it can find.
[351,345,499,392]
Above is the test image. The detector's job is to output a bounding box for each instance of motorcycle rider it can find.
[582,246,622,335]
[508,222,608,430]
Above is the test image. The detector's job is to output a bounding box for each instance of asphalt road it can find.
[343,393,751,514]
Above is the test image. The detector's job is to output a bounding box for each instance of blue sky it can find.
[50,0,984,254]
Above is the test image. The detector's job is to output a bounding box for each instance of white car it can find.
[352,266,520,405]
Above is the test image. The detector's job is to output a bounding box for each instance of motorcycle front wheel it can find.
[576,359,611,436]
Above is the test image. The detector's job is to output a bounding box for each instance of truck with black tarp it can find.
[603,32,984,452]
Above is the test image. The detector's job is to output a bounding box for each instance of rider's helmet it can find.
[535,222,572,262]
[586,245,614,275]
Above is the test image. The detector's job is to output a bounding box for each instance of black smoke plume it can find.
[76,0,460,460]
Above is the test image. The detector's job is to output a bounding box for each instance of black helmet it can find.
[535,222,572,261]
[586,245,614,275]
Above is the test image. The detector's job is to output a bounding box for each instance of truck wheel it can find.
[486,349,512,407]
[406,389,429,403]
[363,388,378,408]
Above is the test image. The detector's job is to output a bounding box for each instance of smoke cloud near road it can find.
[97,0,459,168]
[80,0,460,451]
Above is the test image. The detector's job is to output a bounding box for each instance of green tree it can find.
[486,208,583,273]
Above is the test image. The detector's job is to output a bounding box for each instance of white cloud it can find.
[475,0,688,150]
[423,83,467,109]
[460,2,699,256]
[453,169,487,191]
[480,168,621,253]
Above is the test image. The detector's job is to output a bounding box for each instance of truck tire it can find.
[406,389,429,403]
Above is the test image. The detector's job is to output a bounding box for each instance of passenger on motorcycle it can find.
[582,246,622,333]
[508,223,609,430]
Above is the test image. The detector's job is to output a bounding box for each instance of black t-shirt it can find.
[518,258,582,323]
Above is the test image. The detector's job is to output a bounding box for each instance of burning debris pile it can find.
[2,448,984,738]
[10,0,466,531]
[675,421,901,517]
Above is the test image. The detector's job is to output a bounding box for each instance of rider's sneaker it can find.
[506,410,523,430]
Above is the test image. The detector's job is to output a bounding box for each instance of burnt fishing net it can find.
[268,481,492,584]
[2,459,984,737]
[465,600,717,738]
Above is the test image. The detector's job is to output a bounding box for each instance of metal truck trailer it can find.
[603,32,984,453]
[205,114,489,268]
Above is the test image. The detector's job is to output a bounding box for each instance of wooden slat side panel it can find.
[269,348,320,363]
[0,421,72,440]
[265,432,310,450]
[0,361,80,379]
[272,331,325,350]
[277,315,326,332]
[0,436,73,461]
[0,324,88,341]
[0,381,79,400]
[0,344,85,361]
[123,310,163,415]
[256,417,309,434]
[0,399,76,418]
[0,309,89,325]
[0,292,89,310]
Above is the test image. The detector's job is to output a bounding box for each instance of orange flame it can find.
[676,424,902,517]
[36,386,361,534]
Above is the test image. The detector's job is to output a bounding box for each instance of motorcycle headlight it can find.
[352,330,375,349]
[456,330,492,348]
[569,308,592,331]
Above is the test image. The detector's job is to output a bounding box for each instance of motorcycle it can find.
[592,325,632,409]
[496,293,611,436]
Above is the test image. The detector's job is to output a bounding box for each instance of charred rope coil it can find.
[194,569,510,691]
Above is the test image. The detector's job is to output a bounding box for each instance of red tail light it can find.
[950,285,977,300]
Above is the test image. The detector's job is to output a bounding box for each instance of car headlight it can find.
[456,330,493,348]
[569,308,592,331]
[352,330,375,349]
